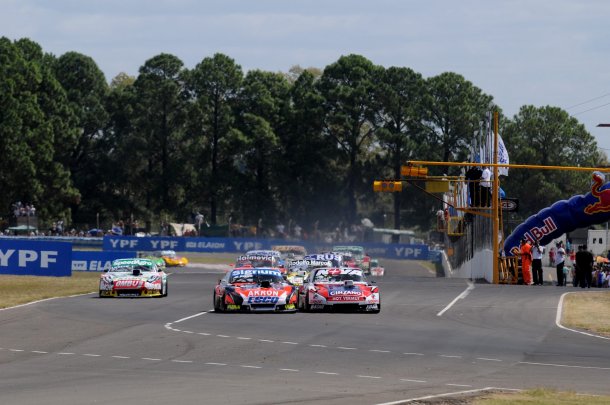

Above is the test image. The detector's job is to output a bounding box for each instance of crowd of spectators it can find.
[12,201,36,217]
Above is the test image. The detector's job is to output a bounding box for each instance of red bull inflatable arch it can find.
[504,172,610,256]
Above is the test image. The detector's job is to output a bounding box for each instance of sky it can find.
[3,0,610,151]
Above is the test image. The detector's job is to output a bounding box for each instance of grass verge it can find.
[0,272,99,309]
[561,291,610,337]
[469,388,610,405]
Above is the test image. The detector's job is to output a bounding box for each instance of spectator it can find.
[574,245,593,288]
[555,242,566,286]
[293,223,302,239]
[480,167,492,207]
[531,241,544,285]
[520,238,533,285]
[465,165,483,207]
[276,222,286,239]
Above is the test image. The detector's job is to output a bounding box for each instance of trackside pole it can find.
[492,112,500,284]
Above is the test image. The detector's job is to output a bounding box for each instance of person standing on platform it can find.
[480,167,492,207]
[531,241,545,285]
[520,238,533,285]
[555,242,566,286]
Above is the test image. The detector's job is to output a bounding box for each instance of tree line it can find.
[0,37,605,235]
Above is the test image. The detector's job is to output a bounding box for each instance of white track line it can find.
[374,387,520,405]
[172,311,209,324]
[556,292,610,340]
[437,281,474,317]
[519,361,610,371]
[0,292,95,311]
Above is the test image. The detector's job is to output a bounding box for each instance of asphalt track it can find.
[1,259,609,405]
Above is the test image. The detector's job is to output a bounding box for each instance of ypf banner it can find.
[72,250,136,272]
[0,239,72,276]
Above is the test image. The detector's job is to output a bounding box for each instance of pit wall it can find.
[442,248,493,283]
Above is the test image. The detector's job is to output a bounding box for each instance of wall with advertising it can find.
[0,239,72,277]
[72,251,137,272]
[103,236,430,260]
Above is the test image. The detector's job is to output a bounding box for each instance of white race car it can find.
[99,258,168,298]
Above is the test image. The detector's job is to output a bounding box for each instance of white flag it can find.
[497,134,509,176]
[485,129,509,176]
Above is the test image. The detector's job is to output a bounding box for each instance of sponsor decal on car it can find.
[247,296,280,304]
[114,279,144,288]
[247,290,280,297]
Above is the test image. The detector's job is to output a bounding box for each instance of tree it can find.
[131,53,189,224]
[53,51,109,225]
[424,72,494,166]
[0,37,80,222]
[231,70,290,226]
[281,69,340,229]
[318,54,382,224]
[373,67,428,232]
[187,53,243,225]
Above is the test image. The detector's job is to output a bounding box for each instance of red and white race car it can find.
[297,267,380,313]
[369,259,385,276]
[213,267,297,312]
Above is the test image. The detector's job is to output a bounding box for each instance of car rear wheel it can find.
[303,295,311,312]
[214,293,226,312]
[162,282,168,297]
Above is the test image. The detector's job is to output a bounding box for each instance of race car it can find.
[155,250,189,267]
[235,254,278,268]
[332,246,371,273]
[285,258,332,286]
[139,253,166,269]
[99,258,168,298]
[369,259,385,276]
[297,267,380,313]
[271,245,307,260]
[213,267,297,312]
[304,253,345,267]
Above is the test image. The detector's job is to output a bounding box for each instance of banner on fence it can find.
[0,239,72,276]
[103,236,429,260]
[72,250,137,272]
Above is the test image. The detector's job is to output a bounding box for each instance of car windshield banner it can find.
[0,239,72,277]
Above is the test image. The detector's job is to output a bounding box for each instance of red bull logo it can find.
[585,173,610,214]
[508,217,557,256]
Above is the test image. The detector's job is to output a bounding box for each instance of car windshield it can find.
[333,247,364,260]
[110,264,154,273]
[313,268,364,283]
[236,255,275,268]
[229,269,284,284]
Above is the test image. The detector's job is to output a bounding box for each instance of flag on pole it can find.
[497,134,509,176]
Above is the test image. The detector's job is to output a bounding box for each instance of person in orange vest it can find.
[520,238,533,285]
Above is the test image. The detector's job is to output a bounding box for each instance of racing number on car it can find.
[247,296,279,304]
